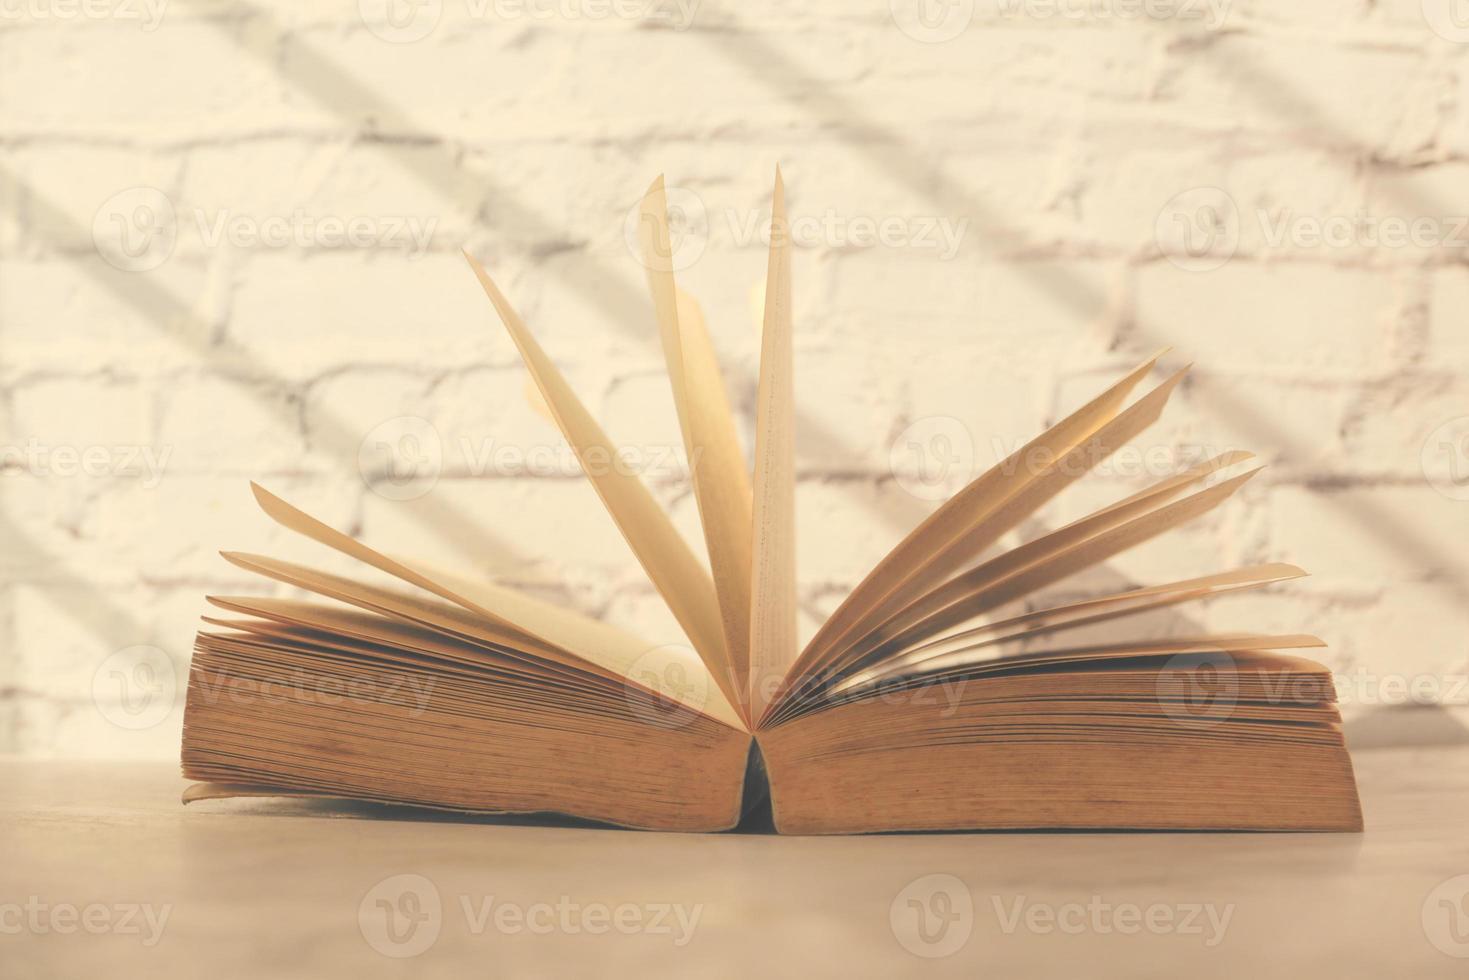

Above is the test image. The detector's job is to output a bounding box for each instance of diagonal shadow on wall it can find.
[691,14,1469,611]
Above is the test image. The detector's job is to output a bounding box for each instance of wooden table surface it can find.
[4,746,1469,978]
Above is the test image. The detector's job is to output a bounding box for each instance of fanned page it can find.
[214,540,746,731]
[636,177,755,718]
[783,351,1169,688]
[461,251,742,715]
[748,168,799,724]
[762,355,1289,724]
[251,487,635,674]
[831,562,1307,695]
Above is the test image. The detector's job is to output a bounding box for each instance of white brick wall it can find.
[2,0,1467,757]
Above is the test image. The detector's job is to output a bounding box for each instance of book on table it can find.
[180,172,1364,834]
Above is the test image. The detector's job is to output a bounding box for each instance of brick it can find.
[1135,262,1400,376]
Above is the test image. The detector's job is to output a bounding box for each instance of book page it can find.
[637,176,755,715]
[462,251,739,710]
[828,563,1308,697]
[787,350,1168,687]
[251,485,647,665]
[835,633,1327,702]
[766,461,1263,723]
[855,467,1262,660]
[748,167,798,724]
[216,550,745,730]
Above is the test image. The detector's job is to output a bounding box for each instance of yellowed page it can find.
[749,167,798,724]
[830,633,1327,703]
[637,176,754,714]
[461,251,737,710]
[789,349,1169,685]
[859,467,1263,660]
[842,366,1193,644]
[250,484,668,678]
[791,453,1256,701]
[831,563,1308,695]
[203,594,564,676]
[217,550,744,730]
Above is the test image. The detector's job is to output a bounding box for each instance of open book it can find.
[181,172,1363,833]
